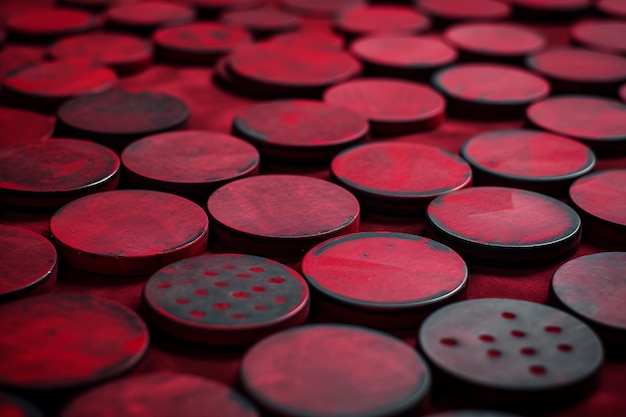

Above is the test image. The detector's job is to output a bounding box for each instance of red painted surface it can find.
[417,0,511,22]
[0,106,54,148]
[0,294,149,390]
[241,325,430,416]
[571,20,626,55]
[266,30,344,52]
[597,0,626,18]
[6,7,97,37]
[335,6,430,37]
[106,2,195,30]
[444,23,546,58]
[278,0,364,18]
[221,8,301,36]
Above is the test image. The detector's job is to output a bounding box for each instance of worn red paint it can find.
[6,8,97,38]
[221,8,301,36]
[335,5,430,37]
[417,0,511,22]
[106,2,195,31]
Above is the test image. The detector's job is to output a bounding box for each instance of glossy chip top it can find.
[417,0,511,21]
[571,20,626,56]
[6,8,97,37]
[444,23,546,58]
[569,170,626,228]
[221,8,301,35]
[107,1,195,30]
[279,0,365,18]
[267,30,344,52]
[335,5,430,36]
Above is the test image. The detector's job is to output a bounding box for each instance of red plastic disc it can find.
[241,324,431,417]
[525,47,626,94]
[0,225,57,301]
[350,35,458,80]
[143,254,309,346]
[432,63,550,119]
[232,99,368,162]
[416,0,511,25]
[0,392,44,417]
[0,106,55,148]
[266,30,344,52]
[334,6,430,37]
[50,190,209,275]
[331,142,472,214]
[121,131,259,201]
[106,2,195,32]
[461,129,596,195]
[569,170,626,246]
[425,187,581,264]
[57,89,190,150]
[444,23,546,63]
[0,139,120,209]
[597,0,626,18]
[419,298,603,405]
[526,96,626,153]
[153,22,252,64]
[6,8,98,41]
[221,8,301,38]
[0,294,149,391]
[279,0,364,18]
[570,20,626,56]
[207,175,359,257]
[62,372,259,417]
[323,78,445,135]
[301,232,467,329]
[48,33,152,74]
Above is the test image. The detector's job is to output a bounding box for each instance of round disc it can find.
[232,99,368,161]
[57,89,190,150]
[50,190,209,275]
[301,232,467,329]
[526,96,626,153]
[334,6,430,37]
[331,142,472,214]
[106,2,195,31]
[143,254,309,346]
[221,8,301,37]
[62,373,259,417]
[571,20,626,56]
[460,129,596,195]
[0,392,44,417]
[323,78,445,135]
[122,131,259,200]
[0,225,57,301]
[266,30,344,52]
[207,175,360,257]
[241,324,431,417]
[425,187,581,264]
[6,8,97,40]
[0,106,55,148]
[417,0,511,24]
[568,169,626,245]
[0,139,120,209]
[48,33,152,74]
[419,298,603,405]
[0,294,149,391]
[597,0,626,18]
[279,0,364,18]
[57,0,141,10]
[432,63,550,119]
[154,22,252,64]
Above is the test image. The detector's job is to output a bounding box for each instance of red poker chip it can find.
[334,5,431,38]
[143,254,309,346]
[57,89,190,151]
[48,33,152,74]
[154,22,252,64]
[0,392,44,417]
[106,2,196,33]
[568,170,626,246]
[241,324,431,417]
[279,0,364,18]
[301,232,467,329]
[425,187,581,265]
[6,8,98,41]
[61,372,259,417]
[419,298,603,405]
[433,63,550,120]
[552,252,626,346]
[416,0,511,26]
[2,60,117,112]
[570,20,626,56]
[0,139,120,209]
[232,99,368,162]
[221,8,301,38]
[0,294,149,391]
[57,0,140,10]
[350,35,458,81]
[526,47,626,94]
[444,22,546,64]
[0,106,54,148]
[526,96,626,153]
[323,78,445,135]
[331,142,472,214]
[597,0,626,19]
[266,30,344,52]
[461,129,596,196]
[207,175,360,257]
[50,190,209,275]
[0,225,57,301]
[122,131,259,201]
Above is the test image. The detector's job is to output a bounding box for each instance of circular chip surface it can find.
[50,190,209,275]
[0,294,149,391]
[107,1,195,31]
[0,139,120,208]
[143,254,309,345]
[331,142,472,214]
[461,129,595,195]
[417,0,511,23]
[0,225,57,301]
[6,8,97,39]
[302,232,467,329]
[122,131,259,200]
[569,170,626,245]
[49,33,152,74]
[425,187,581,264]
[62,372,259,417]
[0,392,44,417]
[222,8,301,37]
[335,6,430,37]
[570,20,626,56]
[232,100,368,161]
[267,30,344,52]
[57,90,190,150]
[207,175,359,257]
[598,0,626,18]
[432,63,549,119]
[526,96,626,152]
[324,78,445,135]
[0,106,55,148]
[419,298,603,404]
[241,324,431,417]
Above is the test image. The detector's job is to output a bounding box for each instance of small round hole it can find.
[189,310,205,318]
[157,282,170,289]
[558,344,572,352]
[254,305,267,311]
[274,297,287,303]
[194,289,208,296]
[545,326,562,334]
[203,271,218,277]
[502,312,516,319]
[487,349,502,358]
[222,264,237,270]
[269,277,285,284]
[439,338,457,347]
[520,347,536,356]
[176,298,190,304]
[511,330,526,338]
[212,303,229,310]
[479,334,495,342]
[214,282,229,288]
[529,365,546,375]
[251,286,266,293]
[232,291,249,299]
[231,313,246,319]
[250,267,265,273]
